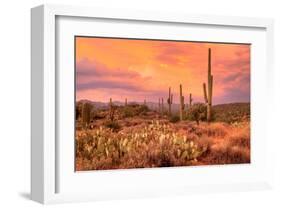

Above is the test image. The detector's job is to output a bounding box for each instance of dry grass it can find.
[198,121,250,165]
[75,119,250,170]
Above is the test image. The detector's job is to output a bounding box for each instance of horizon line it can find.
[76,99,250,106]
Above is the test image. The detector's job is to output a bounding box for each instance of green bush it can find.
[186,103,207,125]
[138,105,149,114]
[122,104,149,118]
[123,106,135,118]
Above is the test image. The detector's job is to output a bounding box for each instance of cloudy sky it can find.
[75,37,250,105]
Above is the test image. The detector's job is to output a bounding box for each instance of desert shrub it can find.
[137,104,149,115]
[186,103,207,124]
[92,112,106,120]
[123,106,135,118]
[122,104,149,118]
[169,115,180,123]
[103,120,121,132]
[90,106,98,120]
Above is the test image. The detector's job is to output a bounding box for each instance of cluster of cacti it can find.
[167,87,173,116]
[154,48,214,123]
[203,48,213,122]
[76,120,206,170]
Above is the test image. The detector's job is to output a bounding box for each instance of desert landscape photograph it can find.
[75,37,250,171]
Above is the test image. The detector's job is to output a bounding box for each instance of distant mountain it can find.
[77,100,250,118]
[77,99,181,112]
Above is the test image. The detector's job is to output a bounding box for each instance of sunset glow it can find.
[75,37,250,105]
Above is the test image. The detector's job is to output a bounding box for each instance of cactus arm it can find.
[203,83,208,103]
[209,75,213,106]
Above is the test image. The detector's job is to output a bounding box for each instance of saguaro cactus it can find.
[179,84,185,121]
[144,99,146,106]
[158,98,160,114]
[203,48,213,122]
[82,102,91,128]
[109,98,114,121]
[161,98,164,115]
[167,87,173,116]
[125,98,127,106]
[189,93,193,107]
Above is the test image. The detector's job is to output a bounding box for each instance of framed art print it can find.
[31,4,274,204]
[74,37,251,171]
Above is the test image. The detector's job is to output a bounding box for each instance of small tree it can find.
[186,103,207,125]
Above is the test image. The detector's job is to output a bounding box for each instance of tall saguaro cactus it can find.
[158,98,161,113]
[167,87,173,116]
[109,98,115,122]
[179,84,185,121]
[189,93,193,107]
[161,98,164,115]
[125,98,127,106]
[203,48,213,122]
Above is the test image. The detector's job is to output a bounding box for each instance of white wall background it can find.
[0,0,280,208]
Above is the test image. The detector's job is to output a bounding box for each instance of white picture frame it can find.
[31,4,274,204]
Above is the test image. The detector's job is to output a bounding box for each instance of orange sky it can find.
[75,37,250,105]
